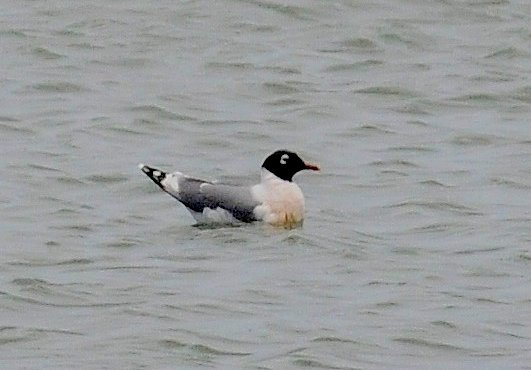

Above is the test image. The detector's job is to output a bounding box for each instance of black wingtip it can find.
[138,163,167,189]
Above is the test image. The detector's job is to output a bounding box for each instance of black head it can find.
[261,150,320,181]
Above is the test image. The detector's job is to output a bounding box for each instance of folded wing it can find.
[140,164,261,223]
[198,183,260,222]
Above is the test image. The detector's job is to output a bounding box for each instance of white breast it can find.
[252,169,306,228]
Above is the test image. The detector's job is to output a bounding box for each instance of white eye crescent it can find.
[280,154,289,165]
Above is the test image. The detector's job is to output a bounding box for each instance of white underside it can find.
[188,206,242,225]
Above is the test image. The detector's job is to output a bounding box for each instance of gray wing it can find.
[139,164,260,223]
[199,183,260,222]
[177,179,260,223]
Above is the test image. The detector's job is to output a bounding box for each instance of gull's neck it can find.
[260,168,288,185]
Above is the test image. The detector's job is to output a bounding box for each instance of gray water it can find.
[1,0,530,368]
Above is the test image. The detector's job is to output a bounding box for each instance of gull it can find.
[139,150,319,228]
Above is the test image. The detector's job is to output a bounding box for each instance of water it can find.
[1,0,530,368]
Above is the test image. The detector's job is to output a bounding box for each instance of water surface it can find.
[1,0,530,368]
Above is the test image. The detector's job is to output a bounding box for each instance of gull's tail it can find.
[138,163,168,190]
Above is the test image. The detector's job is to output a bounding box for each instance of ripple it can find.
[28,327,84,336]
[372,301,399,308]
[384,145,434,153]
[338,37,378,49]
[510,86,531,103]
[54,224,93,232]
[99,125,146,136]
[365,280,406,287]
[450,134,494,146]
[0,328,36,345]
[386,200,482,216]
[484,47,529,59]
[27,163,63,173]
[467,0,510,5]
[31,81,89,93]
[8,258,94,267]
[12,278,50,287]
[230,22,279,33]
[0,122,33,134]
[517,253,531,263]
[410,222,470,234]
[484,328,528,340]
[234,131,272,142]
[132,118,165,127]
[354,86,417,97]
[450,93,501,104]
[491,177,530,189]
[242,0,316,21]
[474,297,510,305]
[378,33,417,48]
[393,337,465,352]
[106,239,140,248]
[115,57,151,67]
[431,320,457,329]
[56,29,85,37]
[463,267,510,278]
[68,42,105,50]
[311,336,359,344]
[98,265,155,271]
[393,103,432,115]
[419,180,451,188]
[198,119,260,126]
[453,246,505,255]
[261,65,302,75]
[324,60,384,72]
[31,47,64,60]
[345,124,396,137]
[128,104,196,121]
[84,173,129,184]
[205,61,255,71]
[56,258,93,266]
[189,343,250,356]
[0,29,30,38]
[471,71,515,83]
[158,339,186,349]
[0,290,134,308]
[265,97,304,106]
[280,233,320,247]
[55,176,86,185]
[262,82,300,94]
[368,159,419,168]
[4,279,95,307]
[0,115,19,123]
[292,357,359,370]
[379,169,409,177]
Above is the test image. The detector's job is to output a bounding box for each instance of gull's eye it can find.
[280,154,289,165]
